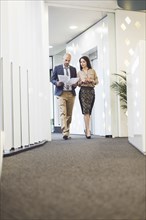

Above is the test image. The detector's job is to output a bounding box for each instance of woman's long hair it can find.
[79,56,92,70]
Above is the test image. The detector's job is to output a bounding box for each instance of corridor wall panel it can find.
[0,0,3,174]
[115,10,146,154]
[1,1,51,152]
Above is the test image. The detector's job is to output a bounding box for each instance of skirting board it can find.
[3,140,48,157]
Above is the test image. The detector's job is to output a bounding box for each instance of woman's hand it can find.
[86,77,93,83]
[82,79,88,84]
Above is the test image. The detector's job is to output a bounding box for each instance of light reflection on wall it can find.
[125,16,131,24]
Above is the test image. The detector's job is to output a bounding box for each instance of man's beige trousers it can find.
[58,92,75,137]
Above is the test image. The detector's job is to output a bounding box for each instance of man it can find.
[51,53,77,140]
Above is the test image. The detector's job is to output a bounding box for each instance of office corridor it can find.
[0,134,146,220]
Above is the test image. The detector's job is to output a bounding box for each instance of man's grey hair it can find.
[63,53,71,59]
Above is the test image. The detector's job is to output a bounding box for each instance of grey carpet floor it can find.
[0,134,146,220]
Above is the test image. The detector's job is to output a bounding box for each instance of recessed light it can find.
[69,26,78,30]
[49,45,53,48]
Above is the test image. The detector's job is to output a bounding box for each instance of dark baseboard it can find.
[3,140,48,157]
[105,135,112,138]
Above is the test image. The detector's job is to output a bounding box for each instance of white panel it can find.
[1,1,12,149]
[92,59,106,135]
[52,54,64,127]
[128,41,146,154]
[0,1,3,177]
[1,1,51,152]
[115,10,146,152]
[0,59,3,176]
[115,10,146,137]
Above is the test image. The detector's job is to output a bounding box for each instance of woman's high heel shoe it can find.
[84,129,91,139]
[86,134,91,139]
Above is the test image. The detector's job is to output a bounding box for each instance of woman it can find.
[78,56,99,139]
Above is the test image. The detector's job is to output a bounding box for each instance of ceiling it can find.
[45,0,120,56]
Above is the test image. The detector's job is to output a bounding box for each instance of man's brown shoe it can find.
[63,135,68,140]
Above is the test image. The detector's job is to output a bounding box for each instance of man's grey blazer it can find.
[51,64,77,96]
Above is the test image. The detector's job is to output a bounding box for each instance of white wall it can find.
[115,10,146,154]
[1,0,51,153]
[0,57,4,176]
[66,13,118,137]
[128,41,146,154]
[51,51,66,130]
[0,0,3,177]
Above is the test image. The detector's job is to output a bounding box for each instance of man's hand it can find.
[72,82,78,88]
[56,81,64,87]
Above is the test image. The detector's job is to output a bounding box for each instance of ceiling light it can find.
[49,45,53,49]
[69,26,78,30]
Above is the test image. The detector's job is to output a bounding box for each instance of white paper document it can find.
[58,75,79,85]
[67,77,79,85]
[58,75,68,83]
